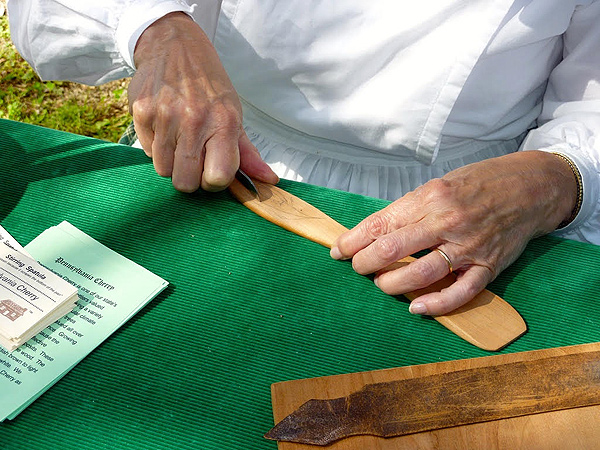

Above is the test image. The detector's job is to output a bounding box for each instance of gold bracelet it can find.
[551,152,583,229]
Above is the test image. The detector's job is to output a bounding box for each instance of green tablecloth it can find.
[0,119,599,449]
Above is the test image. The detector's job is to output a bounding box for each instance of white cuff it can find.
[116,0,221,71]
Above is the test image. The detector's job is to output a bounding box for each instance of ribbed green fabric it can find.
[0,119,599,449]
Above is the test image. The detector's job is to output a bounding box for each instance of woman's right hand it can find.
[128,12,278,193]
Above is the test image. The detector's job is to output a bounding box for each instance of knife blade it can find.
[228,178,526,351]
[235,169,259,196]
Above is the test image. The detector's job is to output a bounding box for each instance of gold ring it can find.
[435,248,453,273]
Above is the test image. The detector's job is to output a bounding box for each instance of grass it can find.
[0,14,131,142]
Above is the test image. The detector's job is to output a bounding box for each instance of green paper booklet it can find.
[0,221,168,421]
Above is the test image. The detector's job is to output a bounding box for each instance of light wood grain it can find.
[270,342,600,449]
[229,179,526,351]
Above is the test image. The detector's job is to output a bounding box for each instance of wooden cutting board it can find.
[270,342,600,449]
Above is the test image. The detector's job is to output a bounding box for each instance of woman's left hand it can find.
[330,151,577,315]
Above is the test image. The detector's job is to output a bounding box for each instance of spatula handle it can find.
[229,179,526,351]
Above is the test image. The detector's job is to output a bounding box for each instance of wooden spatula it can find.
[229,179,526,351]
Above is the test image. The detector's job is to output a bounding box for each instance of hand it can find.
[330,151,578,315]
[128,12,278,192]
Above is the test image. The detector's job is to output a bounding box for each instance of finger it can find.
[149,115,178,178]
[130,87,159,158]
[201,128,240,192]
[350,222,437,275]
[408,265,494,316]
[132,116,155,159]
[171,133,204,193]
[331,212,402,262]
[238,132,279,184]
[332,198,423,260]
[373,248,456,296]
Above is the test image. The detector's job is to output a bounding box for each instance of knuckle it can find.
[156,102,176,122]
[480,263,498,282]
[181,104,210,128]
[175,142,202,160]
[131,100,154,124]
[456,279,480,301]
[422,178,459,210]
[180,100,242,133]
[424,177,452,199]
[418,179,468,228]
[373,235,403,262]
[409,259,438,285]
[361,214,390,240]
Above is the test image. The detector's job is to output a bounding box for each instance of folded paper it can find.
[0,221,168,421]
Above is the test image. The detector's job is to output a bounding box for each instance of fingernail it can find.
[409,302,427,315]
[330,246,343,260]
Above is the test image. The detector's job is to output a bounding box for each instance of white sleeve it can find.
[521,1,600,245]
[7,0,222,86]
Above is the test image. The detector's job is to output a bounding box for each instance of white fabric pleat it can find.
[242,101,522,201]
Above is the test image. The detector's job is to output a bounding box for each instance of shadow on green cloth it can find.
[0,128,150,221]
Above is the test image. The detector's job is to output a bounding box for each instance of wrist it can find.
[550,152,583,229]
[133,12,197,69]
[116,1,197,71]
[512,150,580,235]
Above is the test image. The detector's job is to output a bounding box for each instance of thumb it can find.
[238,132,279,184]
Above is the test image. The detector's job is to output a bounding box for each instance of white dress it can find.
[8,0,600,244]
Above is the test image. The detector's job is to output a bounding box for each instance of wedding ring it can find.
[435,248,453,274]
